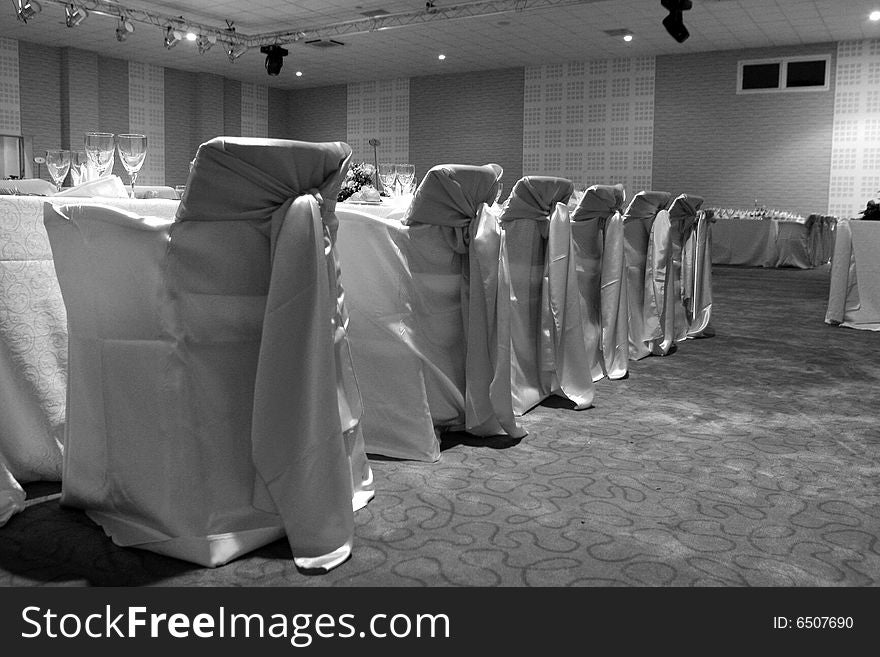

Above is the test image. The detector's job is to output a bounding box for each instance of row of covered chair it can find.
[39,138,714,572]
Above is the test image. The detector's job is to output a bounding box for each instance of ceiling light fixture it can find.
[64,2,87,27]
[260,44,288,76]
[661,0,691,43]
[227,43,248,63]
[13,0,41,23]
[196,34,216,54]
[871,10,880,22]
[623,33,633,42]
[438,53,446,60]
[115,16,134,41]
[164,25,180,49]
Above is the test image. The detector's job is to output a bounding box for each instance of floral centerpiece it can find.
[338,161,377,202]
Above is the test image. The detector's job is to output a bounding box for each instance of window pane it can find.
[786,60,827,87]
[741,63,780,89]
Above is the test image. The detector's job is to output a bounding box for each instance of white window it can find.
[737,55,831,94]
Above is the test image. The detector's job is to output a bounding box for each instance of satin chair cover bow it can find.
[571,184,629,380]
[622,190,672,360]
[493,176,594,415]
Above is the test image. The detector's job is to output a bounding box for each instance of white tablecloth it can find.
[825,219,880,331]
[0,195,179,524]
[710,216,832,268]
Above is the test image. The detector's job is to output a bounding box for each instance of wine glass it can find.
[84,132,115,178]
[45,149,71,193]
[377,163,396,198]
[116,134,148,198]
[69,150,88,185]
[395,164,415,197]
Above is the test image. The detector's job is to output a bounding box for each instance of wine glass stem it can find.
[129,172,138,198]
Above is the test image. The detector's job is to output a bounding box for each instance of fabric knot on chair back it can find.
[572,184,626,223]
[177,137,351,228]
[667,194,704,230]
[402,163,502,253]
[623,190,672,221]
[501,176,574,231]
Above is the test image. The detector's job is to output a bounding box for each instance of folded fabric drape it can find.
[571,184,629,380]
[622,190,672,360]
[45,137,373,571]
[494,176,593,415]
[825,219,880,331]
[648,193,705,355]
[678,199,713,338]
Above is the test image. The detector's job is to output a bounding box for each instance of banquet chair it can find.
[622,190,672,360]
[649,193,705,355]
[0,178,56,196]
[570,183,629,380]
[682,206,714,338]
[495,176,594,415]
[43,137,374,572]
[336,162,509,461]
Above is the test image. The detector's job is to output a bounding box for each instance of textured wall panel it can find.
[164,68,197,187]
[347,78,408,167]
[286,85,347,144]
[829,39,880,218]
[241,82,268,138]
[0,38,20,137]
[524,58,654,193]
[128,61,164,185]
[18,40,61,182]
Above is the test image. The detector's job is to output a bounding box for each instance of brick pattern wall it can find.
[524,58,655,193]
[98,56,129,179]
[61,49,99,157]
[195,74,225,148]
[18,41,60,182]
[829,39,880,218]
[164,68,197,187]
[653,44,835,216]
[286,85,347,144]
[128,62,164,185]
[0,39,21,138]
[268,87,290,138]
[223,80,241,137]
[410,67,523,190]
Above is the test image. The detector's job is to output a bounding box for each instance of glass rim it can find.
[117,133,147,138]
[84,132,115,136]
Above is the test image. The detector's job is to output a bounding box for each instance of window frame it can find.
[737,54,831,94]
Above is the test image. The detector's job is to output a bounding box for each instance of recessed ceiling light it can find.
[870,10,880,21]
[623,34,633,42]
[438,54,446,60]
[296,71,303,77]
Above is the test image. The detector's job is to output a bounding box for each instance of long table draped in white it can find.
[825,218,880,331]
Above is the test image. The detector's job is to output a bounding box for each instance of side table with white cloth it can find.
[825,218,880,331]
[710,212,834,269]
[0,194,178,526]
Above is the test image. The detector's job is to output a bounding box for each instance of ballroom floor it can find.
[1,263,879,587]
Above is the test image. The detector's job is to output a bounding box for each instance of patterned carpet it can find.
[2,264,878,587]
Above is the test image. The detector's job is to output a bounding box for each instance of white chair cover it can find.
[338,163,508,461]
[682,206,714,338]
[649,193,705,355]
[570,184,628,380]
[496,176,594,415]
[43,137,374,571]
[622,190,672,360]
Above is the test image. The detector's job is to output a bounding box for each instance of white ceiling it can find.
[1,0,879,89]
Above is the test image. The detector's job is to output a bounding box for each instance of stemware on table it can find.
[116,134,148,198]
[45,149,71,193]
[84,132,116,178]
[69,150,89,185]
[395,163,415,197]
[377,162,397,197]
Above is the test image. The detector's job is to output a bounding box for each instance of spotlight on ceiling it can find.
[64,3,87,28]
[227,43,248,63]
[115,17,134,42]
[260,44,288,76]
[164,25,181,49]
[14,0,41,23]
[661,0,691,43]
[196,34,216,54]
